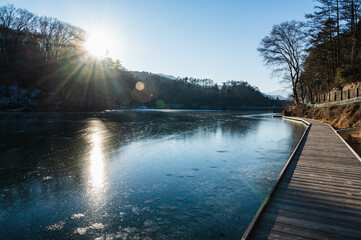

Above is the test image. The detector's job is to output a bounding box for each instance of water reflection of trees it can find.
[0,111,265,207]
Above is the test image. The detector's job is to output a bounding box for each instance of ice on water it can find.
[90,223,105,230]
[74,227,89,235]
[70,213,85,219]
[43,221,64,231]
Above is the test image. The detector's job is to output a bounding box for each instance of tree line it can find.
[131,72,282,109]
[0,4,281,111]
[258,0,361,104]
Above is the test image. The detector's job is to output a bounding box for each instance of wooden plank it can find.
[284,174,361,185]
[242,117,361,240]
[261,212,361,239]
[267,201,361,223]
[278,182,361,198]
[277,183,361,199]
[256,219,358,240]
[283,171,361,182]
[275,184,361,206]
[287,165,361,175]
[252,228,315,240]
[272,194,361,211]
[280,178,361,193]
[272,196,361,215]
[264,208,361,232]
[284,172,361,182]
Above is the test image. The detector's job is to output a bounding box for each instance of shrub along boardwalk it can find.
[242,118,361,240]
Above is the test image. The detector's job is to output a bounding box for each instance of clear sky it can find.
[5,0,315,93]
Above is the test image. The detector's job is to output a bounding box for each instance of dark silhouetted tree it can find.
[258,21,306,103]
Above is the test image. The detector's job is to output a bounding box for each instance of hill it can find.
[128,71,284,109]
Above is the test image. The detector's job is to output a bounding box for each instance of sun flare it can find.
[84,31,113,58]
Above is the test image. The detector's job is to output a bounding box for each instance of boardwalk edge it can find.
[241,116,310,240]
[325,123,361,163]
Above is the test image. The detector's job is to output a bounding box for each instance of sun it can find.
[84,31,112,58]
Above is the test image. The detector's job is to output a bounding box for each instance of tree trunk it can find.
[292,78,300,104]
[336,0,340,66]
[308,87,313,104]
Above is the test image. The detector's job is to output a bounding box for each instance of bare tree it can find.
[0,4,17,95]
[258,21,306,104]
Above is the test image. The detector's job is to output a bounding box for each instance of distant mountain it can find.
[264,89,291,100]
[156,73,178,80]
[264,94,289,101]
[131,71,177,81]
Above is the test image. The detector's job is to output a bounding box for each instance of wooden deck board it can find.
[243,118,361,239]
[256,219,357,240]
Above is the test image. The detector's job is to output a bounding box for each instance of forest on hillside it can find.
[0,4,281,111]
[130,72,283,109]
[259,0,361,104]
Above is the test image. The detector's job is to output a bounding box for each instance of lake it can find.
[0,110,306,240]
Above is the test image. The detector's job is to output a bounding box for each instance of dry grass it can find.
[350,132,361,138]
[284,103,361,129]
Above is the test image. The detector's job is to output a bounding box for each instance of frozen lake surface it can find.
[0,111,305,239]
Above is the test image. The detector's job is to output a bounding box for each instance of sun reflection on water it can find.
[90,130,104,189]
[86,119,107,205]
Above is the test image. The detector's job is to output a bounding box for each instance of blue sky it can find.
[5,0,315,93]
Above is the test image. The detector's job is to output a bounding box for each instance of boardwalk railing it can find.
[306,96,361,108]
[326,123,361,163]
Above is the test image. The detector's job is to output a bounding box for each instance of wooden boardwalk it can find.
[242,118,361,240]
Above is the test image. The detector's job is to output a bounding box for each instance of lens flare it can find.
[136,82,145,91]
[156,99,165,108]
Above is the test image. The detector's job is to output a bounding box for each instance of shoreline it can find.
[0,107,283,113]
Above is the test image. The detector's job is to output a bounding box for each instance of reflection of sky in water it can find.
[0,111,305,239]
